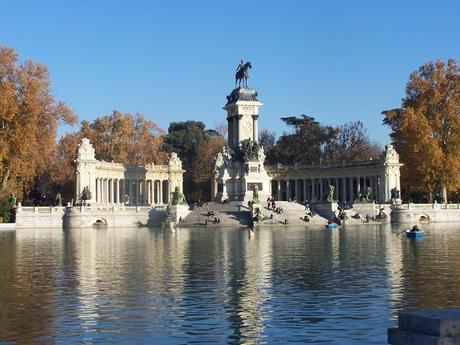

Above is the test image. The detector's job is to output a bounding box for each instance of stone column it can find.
[233,116,238,147]
[237,115,243,145]
[277,180,281,201]
[252,115,258,142]
[304,179,308,202]
[159,180,163,204]
[101,179,104,204]
[109,179,113,204]
[295,180,299,201]
[95,178,98,203]
[335,177,342,201]
[120,179,124,204]
[106,179,109,204]
[227,116,233,147]
[107,179,110,203]
[139,180,142,204]
[286,180,290,201]
[146,180,150,204]
[341,178,346,203]
[319,179,324,202]
[100,178,103,203]
[311,179,315,201]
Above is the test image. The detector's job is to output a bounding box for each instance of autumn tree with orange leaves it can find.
[50,111,167,201]
[0,46,77,199]
[383,59,460,202]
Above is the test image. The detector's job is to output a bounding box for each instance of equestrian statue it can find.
[235,60,252,88]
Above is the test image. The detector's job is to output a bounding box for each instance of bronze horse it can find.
[235,61,252,88]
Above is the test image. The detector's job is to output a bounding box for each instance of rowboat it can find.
[325,223,338,229]
[405,229,424,239]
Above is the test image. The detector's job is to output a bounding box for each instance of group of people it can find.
[266,197,284,214]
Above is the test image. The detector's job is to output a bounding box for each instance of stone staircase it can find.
[178,202,252,227]
[254,201,328,226]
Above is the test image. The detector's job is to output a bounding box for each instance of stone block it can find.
[388,327,460,345]
[389,309,460,345]
[399,309,460,337]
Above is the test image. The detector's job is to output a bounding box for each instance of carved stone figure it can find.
[55,193,62,206]
[365,187,372,202]
[77,138,95,161]
[235,60,252,88]
[168,152,182,170]
[9,194,17,207]
[252,185,259,204]
[236,139,260,162]
[79,186,92,206]
[326,185,335,202]
[390,187,400,199]
[380,144,399,164]
[171,187,187,205]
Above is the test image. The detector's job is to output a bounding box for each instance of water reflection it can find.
[0,224,459,344]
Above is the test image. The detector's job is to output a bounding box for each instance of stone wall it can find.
[391,203,460,223]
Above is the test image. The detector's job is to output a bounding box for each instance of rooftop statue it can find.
[235,60,252,88]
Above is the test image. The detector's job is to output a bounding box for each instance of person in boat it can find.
[410,224,420,232]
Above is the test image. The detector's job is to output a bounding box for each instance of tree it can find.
[258,129,277,165]
[0,46,77,199]
[163,121,226,201]
[324,121,381,162]
[49,111,167,202]
[383,59,460,202]
[275,115,337,164]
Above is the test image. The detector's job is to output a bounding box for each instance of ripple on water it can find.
[0,224,460,344]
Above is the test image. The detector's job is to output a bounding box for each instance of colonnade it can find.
[94,178,170,205]
[271,175,385,204]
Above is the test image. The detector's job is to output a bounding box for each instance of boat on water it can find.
[405,229,424,239]
[325,223,338,229]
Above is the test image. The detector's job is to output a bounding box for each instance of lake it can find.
[0,224,459,344]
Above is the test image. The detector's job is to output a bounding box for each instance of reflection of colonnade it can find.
[75,138,184,205]
[267,144,402,204]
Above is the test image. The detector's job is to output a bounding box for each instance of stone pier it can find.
[388,309,460,345]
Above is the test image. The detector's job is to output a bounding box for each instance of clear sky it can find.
[2,0,459,144]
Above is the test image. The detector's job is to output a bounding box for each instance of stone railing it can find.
[395,203,460,210]
[17,206,66,213]
[17,205,167,214]
[15,204,170,228]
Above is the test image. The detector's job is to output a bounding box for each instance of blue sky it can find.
[2,0,459,144]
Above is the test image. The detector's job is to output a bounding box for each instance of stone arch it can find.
[94,217,108,227]
[418,213,430,222]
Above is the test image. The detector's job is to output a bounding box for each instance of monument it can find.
[212,61,271,202]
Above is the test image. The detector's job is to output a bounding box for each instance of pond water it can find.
[0,224,459,344]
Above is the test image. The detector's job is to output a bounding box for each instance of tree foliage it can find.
[163,121,226,201]
[383,59,460,201]
[324,121,381,162]
[0,46,77,198]
[49,111,167,202]
[276,115,337,164]
[258,129,277,165]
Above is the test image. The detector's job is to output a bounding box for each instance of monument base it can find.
[313,202,338,220]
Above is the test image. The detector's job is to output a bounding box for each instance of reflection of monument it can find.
[212,63,271,202]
